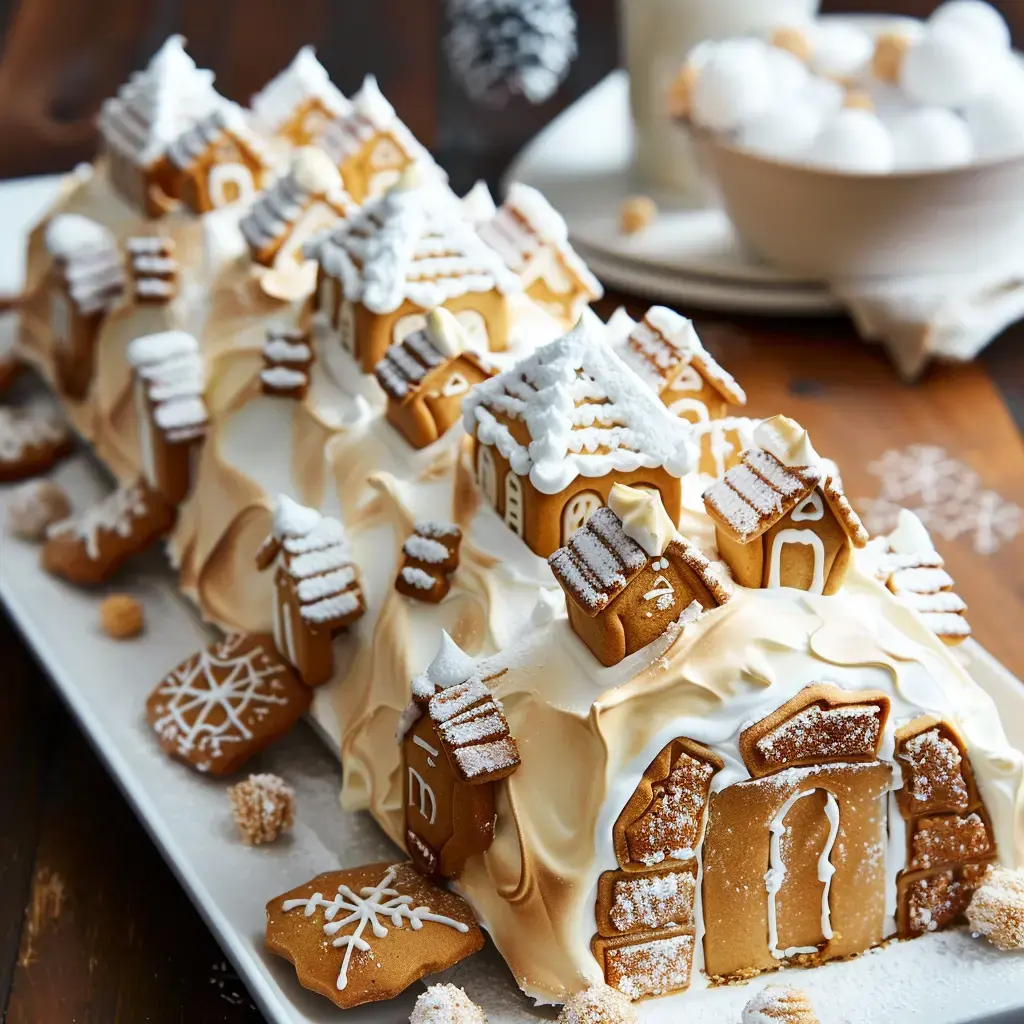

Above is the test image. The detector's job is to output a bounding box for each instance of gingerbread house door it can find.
[666,366,709,422]
[454,309,489,352]
[766,526,827,595]
[477,445,497,506]
[272,575,301,671]
[208,162,255,209]
[562,490,602,544]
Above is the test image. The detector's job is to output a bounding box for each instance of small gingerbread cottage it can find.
[250,46,349,147]
[125,330,208,505]
[617,306,748,477]
[315,75,435,204]
[166,103,274,213]
[255,496,365,687]
[374,308,492,449]
[44,214,126,399]
[864,509,970,645]
[307,176,519,374]
[400,632,521,878]
[478,182,603,327]
[703,416,868,595]
[462,320,696,559]
[98,35,225,217]
[239,147,354,269]
[550,484,731,666]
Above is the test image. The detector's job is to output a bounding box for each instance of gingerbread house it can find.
[125,331,208,505]
[255,496,365,687]
[239,147,354,269]
[461,320,696,559]
[550,484,731,667]
[43,214,125,399]
[250,46,349,147]
[703,416,868,595]
[374,308,492,449]
[167,103,274,213]
[863,510,971,645]
[98,35,225,217]
[400,632,521,878]
[315,75,435,204]
[307,176,519,374]
[478,182,602,326]
[617,306,748,477]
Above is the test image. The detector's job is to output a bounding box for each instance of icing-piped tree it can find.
[703,415,868,595]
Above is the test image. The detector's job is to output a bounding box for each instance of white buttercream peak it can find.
[272,494,321,538]
[427,631,476,689]
[353,74,395,125]
[888,509,936,555]
[755,415,820,469]
[290,146,342,195]
[608,483,678,556]
[44,214,115,257]
[426,307,468,358]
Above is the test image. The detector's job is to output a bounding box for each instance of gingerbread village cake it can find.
[7,34,1024,1018]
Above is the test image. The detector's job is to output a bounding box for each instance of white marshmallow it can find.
[890,107,974,171]
[929,0,1011,51]
[901,27,994,107]
[766,46,810,97]
[807,109,896,173]
[965,91,1024,159]
[737,101,824,161]
[808,22,875,80]
[691,39,775,132]
[803,75,846,118]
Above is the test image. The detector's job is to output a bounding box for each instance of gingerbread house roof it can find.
[126,236,178,302]
[250,46,349,136]
[98,35,225,168]
[478,182,602,300]
[619,306,746,406]
[125,331,208,442]
[307,179,520,315]
[462,320,696,495]
[261,326,313,395]
[549,505,730,616]
[44,215,125,315]
[239,147,353,260]
[166,102,273,172]
[703,419,868,547]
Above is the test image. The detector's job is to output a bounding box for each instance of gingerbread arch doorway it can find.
[208,162,255,209]
[477,444,498,506]
[562,490,602,544]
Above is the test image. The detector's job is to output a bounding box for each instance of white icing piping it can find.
[768,529,825,595]
[819,792,840,942]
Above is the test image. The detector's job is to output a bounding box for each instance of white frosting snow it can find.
[250,45,349,135]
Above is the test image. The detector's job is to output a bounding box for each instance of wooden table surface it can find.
[3,3,1024,1022]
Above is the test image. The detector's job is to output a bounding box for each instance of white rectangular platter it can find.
[3,176,1024,1024]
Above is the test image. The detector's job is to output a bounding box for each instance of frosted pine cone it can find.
[558,984,637,1024]
[410,984,487,1023]
[228,773,295,845]
[742,985,819,1024]
[967,865,1024,950]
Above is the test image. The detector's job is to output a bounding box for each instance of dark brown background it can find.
[3,2,1024,1022]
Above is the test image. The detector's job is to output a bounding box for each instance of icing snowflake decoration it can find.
[282,866,470,990]
[151,634,292,771]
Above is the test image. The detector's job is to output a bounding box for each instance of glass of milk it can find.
[621,0,822,202]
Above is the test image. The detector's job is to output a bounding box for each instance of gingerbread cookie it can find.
[265,861,484,1009]
[146,633,311,775]
[0,406,72,483]
[395,521,462,603]
[42,479,175,585]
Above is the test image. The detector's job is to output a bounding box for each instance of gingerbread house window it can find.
[504,473,524,536]
[305,176,519,375]
[462,321,695,559]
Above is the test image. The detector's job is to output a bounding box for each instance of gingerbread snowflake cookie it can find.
[42,479,175,585]
[0,406,71,483]
[266,861,484,1009]
[146,634,311,775]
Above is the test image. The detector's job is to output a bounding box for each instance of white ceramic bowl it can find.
[691,128,1024,278]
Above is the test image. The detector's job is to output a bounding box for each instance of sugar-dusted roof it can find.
[478,182,602,300]
[307,179,521,315]
[126,330,208,441]
[250,46,349,136]
[703,416,868,546]
[98,35,225,167]
[462,319,696,495]
[166,102,274,171]
[45,214,125,316]
[619,306,747,406]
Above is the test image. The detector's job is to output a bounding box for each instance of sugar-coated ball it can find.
[808,22,874,81]
[891,107,974,170]
[737,101,824,161]
[691,39,774,132]
[964,91,1024,159]
[930,1,1011,51]
[807,109,896,173]
[901,27,994,107]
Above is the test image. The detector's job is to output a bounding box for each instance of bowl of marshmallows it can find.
[676,1,1024,278]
